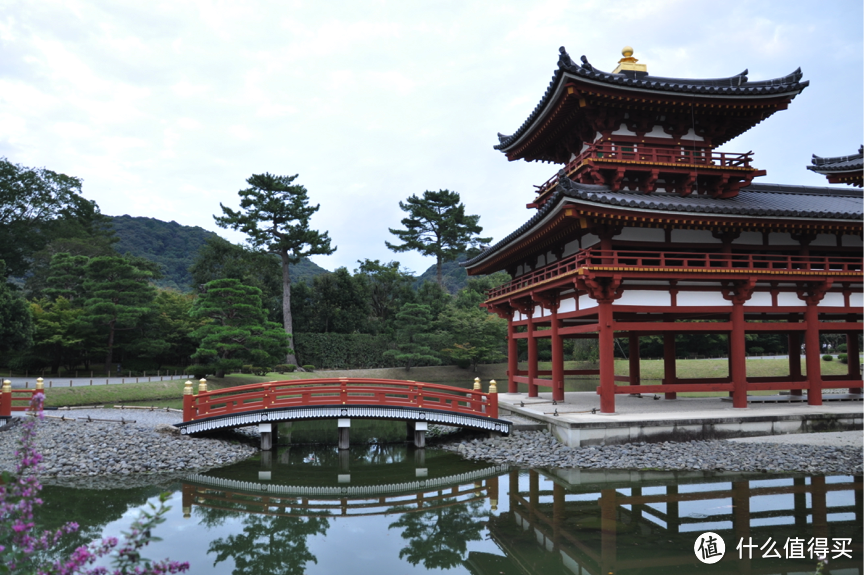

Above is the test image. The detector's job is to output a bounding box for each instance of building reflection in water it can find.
[482,470,862,575]
[180,445,861,575]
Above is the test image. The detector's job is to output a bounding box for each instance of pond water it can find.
[35,445,862,575]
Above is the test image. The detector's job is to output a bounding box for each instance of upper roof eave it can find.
[495,47,809,154]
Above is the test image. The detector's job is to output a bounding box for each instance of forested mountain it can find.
[413,254,469,293]
[108,215,329,291]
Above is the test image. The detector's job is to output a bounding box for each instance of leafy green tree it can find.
[302,268,369,334]
[189,279,290,377]
[82,256,158,369]
[355,259,415,335]
[439,304,507,371]
[215,173,336,365]
[43,253,90,302]
[0,261,33,359]
[0,157,113,278]
[384,303,441,371]
[148,290,205,368]
[386,190,490,288]
[26,297,89,374]
[189,236,284,321]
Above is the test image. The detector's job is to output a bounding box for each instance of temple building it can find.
[464,47,864,413]
[808,146,863,187]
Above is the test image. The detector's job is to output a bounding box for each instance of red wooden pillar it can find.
[507,315,518,394]
[847,331,861,394]
[598,302,615,413]
[527,306,538,398]
[730,302,748,408]
[628,333,641,388]
[551,304,564,402]
[811,476,828,538]
[804,302,823,405]
[788,331,803,396]
[663,333,677,400]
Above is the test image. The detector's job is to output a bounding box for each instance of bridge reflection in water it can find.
[179,446,861,575]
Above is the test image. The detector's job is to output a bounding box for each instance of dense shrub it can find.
[836,343,847,353]
[187,364,210,379]
[274,363,297,373]
[252,366,269,376]
[822,354,833,362]
[302,364,315,371]
[838,353,848,364]
[293,333,400,369]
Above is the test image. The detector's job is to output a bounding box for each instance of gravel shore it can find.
[440,430,864,475]
[0,412,257,478]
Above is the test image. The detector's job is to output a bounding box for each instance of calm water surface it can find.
[37,445,862,574]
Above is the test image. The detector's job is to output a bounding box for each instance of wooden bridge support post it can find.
[413,421,427,448]
[1,380,11,419]
[788,331,803,396]
[847,330,861,394]
[182,380,194,421]
[338,418,350,450]
[260,423,278,451]
[406,420,415,441]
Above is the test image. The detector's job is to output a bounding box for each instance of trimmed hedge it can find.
[293,333,399,370]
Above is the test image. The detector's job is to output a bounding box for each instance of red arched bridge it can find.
[176,378,511,447]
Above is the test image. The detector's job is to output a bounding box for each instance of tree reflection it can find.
[208,511,330,575]
[388,498,487,569]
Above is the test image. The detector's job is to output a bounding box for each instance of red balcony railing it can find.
[486,248,864,301]
[535,143,755,196]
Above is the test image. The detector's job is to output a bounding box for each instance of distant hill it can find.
[109,215,329,291]
[413,255,469,294]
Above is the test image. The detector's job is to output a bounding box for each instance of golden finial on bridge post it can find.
[2,380,10,393]
[36,377,44,390]
[488,380,497,394]
[183,380,193,395]
[1,380,11,418]
[198,378,208,393]
[473,377,481,391]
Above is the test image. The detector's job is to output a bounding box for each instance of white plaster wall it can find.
[516,264,524,277]
[581,234,600,248]
[736,231,763,246]
[819,292,846,307]
[578,295,598,310]
[744,292,773,307]
[777,293,803,307]
[842,234,863,247]
[810,234,836,247]
[645,125,672,138]
[849,292,864,307]
[676,291,730,306]
[681,128,704,142]
[617,227,665,242]
[671,229,718,244]
[769,232,798,246]
[615,291,670,306]
[559,297,576,313]
[611,126,637,136]
[562,239,580,257]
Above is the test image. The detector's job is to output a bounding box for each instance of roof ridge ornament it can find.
[612,46,648,75]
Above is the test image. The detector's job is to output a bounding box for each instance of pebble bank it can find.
[0,415,256,478]
[439,430,863,475]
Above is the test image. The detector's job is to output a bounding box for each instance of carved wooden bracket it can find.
[485,303,514,320]
[507,298,534,316]
[576,275,623,304]
[796,280,833,306]
[531,291,558,311]
[721,278,757,304]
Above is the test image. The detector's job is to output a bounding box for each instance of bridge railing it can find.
[1,379,46,417]
[183,378,499,422]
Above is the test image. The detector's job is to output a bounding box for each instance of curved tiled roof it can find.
[808,146,863,173]
[495,47,809,152]
[463,177,862,269]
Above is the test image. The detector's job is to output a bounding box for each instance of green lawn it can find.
[40,357,859,407]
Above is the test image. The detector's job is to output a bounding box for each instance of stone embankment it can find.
[0,416,257,478]
[440,430,864,475]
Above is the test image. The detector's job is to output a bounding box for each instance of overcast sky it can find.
[1,0,861,275]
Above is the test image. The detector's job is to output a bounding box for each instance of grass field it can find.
[39,356,860,408]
